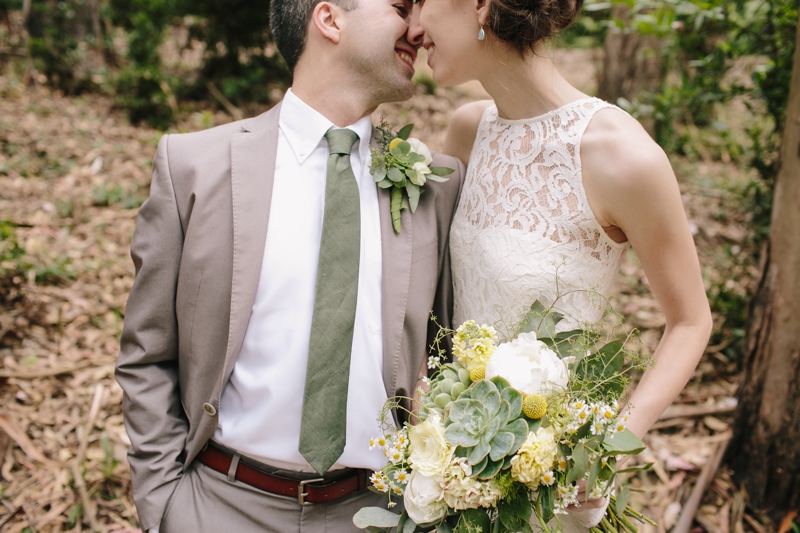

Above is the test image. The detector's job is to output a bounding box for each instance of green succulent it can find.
[419,362,471,422]
[443,377,529,480]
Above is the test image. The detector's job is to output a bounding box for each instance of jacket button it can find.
[203,403,217,416]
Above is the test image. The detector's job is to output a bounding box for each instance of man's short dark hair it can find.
[270,0,358,74]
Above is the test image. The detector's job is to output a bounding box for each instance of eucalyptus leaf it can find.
[586,457,602,500]
[353,507,402,529]
[603,428,645,456]
[437,523,453,533]
[388,167,404,182]
[567,443,590,484]
[459,509,491,532]
[397,124,414,140]
[614,462,654,474]
[407,183,420,213]
[372,168,387,182]
[402,515,417,533]
[539,484,556,525]
[377,178,394,189]
[430,165,454,176]
[517,300,563,339]
[616,487,630,516]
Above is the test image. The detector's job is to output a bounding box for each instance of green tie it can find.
[299,128,361,475]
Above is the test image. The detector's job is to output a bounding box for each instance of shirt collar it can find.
[279,88,373,165]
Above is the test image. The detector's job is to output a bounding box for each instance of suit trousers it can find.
[159,460,397,533]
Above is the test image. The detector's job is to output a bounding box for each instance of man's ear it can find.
[311,1,345,44]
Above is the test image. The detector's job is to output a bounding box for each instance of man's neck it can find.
[291,72,378,128]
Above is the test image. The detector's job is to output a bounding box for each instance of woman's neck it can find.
[476,44,587,121]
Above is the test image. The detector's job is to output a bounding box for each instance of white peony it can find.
[407,137,433,165]
[485,331,569,395]
[408,413,454,477]
[410,162,431,186]
[403,471,448,524]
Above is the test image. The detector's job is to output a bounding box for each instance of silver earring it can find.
[478,25,485,41]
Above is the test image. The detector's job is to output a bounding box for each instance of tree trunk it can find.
[727,12,800,513]
[597,5,663,106]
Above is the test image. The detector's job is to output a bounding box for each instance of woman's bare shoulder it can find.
[581,107,672,194]
[443,100,494,166]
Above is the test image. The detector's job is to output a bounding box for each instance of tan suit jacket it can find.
[115,103,465,530]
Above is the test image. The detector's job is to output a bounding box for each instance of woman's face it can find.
[417,0,484,87]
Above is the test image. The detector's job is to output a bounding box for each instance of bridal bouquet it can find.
[355,302,656,533]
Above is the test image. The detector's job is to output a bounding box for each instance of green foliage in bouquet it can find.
[356,295,656,533]
[445,378,529,480]
[419,362,471,422]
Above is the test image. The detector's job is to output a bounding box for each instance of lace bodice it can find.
[450,98,629,339]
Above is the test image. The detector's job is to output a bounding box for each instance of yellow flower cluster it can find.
[510,425,559,488]
[522,394,548,419]
[452,321,498,372]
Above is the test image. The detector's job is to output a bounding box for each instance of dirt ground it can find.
[0,48,769,532]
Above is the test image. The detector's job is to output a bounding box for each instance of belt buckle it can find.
[298,478,325,506]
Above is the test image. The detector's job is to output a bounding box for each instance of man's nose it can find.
[407,4,425,47]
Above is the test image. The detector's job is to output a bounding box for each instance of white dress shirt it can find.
[213,89,389,472]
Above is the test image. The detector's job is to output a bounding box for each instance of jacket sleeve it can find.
[115,134,189,531]
[429,154,466,362]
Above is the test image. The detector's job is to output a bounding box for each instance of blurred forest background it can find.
[0,0,798,531]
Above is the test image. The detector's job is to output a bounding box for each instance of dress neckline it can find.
[486,97,599,126]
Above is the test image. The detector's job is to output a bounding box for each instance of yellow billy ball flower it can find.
[523,394,548,419]
[388,138,403,151]
[469,365,486,382]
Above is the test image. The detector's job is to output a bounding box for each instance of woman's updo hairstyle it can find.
[486,0,584,53]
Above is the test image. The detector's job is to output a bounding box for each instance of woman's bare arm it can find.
[580,108,713,439]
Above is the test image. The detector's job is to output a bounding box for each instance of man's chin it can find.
[379,80,416,104]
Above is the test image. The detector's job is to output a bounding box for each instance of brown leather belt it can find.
[197,443,371,505]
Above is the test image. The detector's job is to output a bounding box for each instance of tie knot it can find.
[325,128,359,156]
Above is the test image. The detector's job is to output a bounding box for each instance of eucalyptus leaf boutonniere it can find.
[370,119,454,234]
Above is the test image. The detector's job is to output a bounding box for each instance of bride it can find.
[412,0,712,527]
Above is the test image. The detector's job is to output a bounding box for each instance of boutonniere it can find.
[370,119,454,234]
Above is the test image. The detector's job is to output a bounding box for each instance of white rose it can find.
[407,137,433,165]
[485,332,569,395]
[408,413,453,477]
[404,471,448,524]
[410,162,431,186]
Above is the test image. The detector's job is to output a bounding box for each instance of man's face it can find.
[340,0,422,104]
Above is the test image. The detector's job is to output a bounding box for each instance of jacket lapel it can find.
[221,103,282,386]
[378,180,413,399]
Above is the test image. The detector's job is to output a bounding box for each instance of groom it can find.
[116,0,464,532]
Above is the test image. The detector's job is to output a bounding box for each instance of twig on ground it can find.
[0,361,95,379]
[0,506,22,529]
[206,81,244,121]
[0,413,55,466]
[743,513,768,533]
[76,384,105,465]
[71,463,102,532]
[659,401,737,421]
[671,434,731,533]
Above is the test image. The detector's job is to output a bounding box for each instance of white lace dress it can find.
[450,98,630,530]
[451,98,629,341]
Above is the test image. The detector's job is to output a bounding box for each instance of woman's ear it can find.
[476,0,490,26]
[310,1,345,44]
